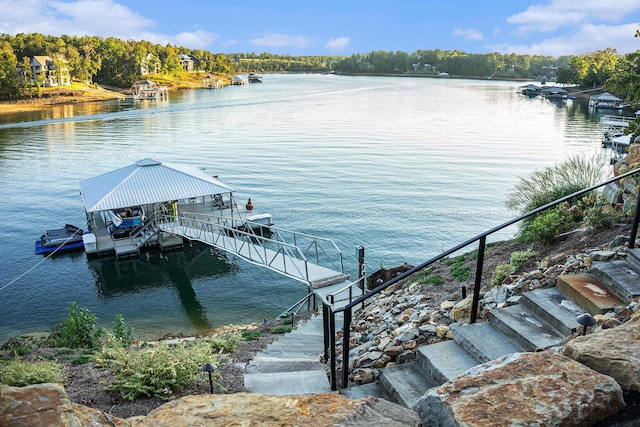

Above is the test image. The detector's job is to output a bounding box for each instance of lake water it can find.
[0,74,609,343]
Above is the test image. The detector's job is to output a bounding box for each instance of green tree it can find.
[0,41,22,98]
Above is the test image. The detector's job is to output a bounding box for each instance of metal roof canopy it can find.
[80,158,233,213]
[592,92,622,101]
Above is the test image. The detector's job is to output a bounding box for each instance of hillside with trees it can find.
[2,32,640,112]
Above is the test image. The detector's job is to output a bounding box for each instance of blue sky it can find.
[1,0,639,57]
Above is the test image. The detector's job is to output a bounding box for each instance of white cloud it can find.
[490,23,640,56]
[250,32,313,49]
[0,0,217,49]
[324,37,350,52]
[175,30,219,50]
[508,0,640,33]
[453,28,484,41]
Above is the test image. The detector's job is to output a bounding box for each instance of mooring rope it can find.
[0,228,84,293]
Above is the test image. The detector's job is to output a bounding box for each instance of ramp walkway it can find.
[157,212,349,289]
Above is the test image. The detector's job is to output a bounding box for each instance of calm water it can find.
[0,75,608,343]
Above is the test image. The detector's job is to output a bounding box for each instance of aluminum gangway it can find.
[157,212,351,291]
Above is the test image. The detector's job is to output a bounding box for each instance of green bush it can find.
[95,340,220,400]
[111,314,134,348]
[581,194,625,229]
[46,302,105,350]
[206,334,239,353]
[509,249,536,271]
[518,205,578,244]
[491,263,513,287]
[0,359,66,386]
[241,330,261,341]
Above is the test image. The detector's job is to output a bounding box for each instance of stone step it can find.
[243,370,331,395]
[340,382,394,402]
[260,343,323,356]
[274,333,324,344]
[378,361,438,409]
[557,273,626,315]
[416,340,479,384]
[245,359,325,374]
[253,349,321,362]
[628,248,640,272]
[590,261,640,303]
[450,322,523,364]
[488,304,564,351]
[521,287,582,336]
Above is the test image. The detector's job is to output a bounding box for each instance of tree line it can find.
[1,32,639,107]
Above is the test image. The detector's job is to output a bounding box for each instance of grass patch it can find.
[422,274,444,286]
[270,326,293,335]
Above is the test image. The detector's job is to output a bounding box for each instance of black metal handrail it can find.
[324,166,640,390]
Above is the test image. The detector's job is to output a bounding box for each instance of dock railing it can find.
[157,211,344,285]
[324,166,640,390]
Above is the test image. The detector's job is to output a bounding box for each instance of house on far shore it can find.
[17,55,71,87]
[140,52,161,76]
[179,54,194,72]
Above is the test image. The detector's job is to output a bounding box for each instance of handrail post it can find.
[341,308,352,389]
[322,303,330,363]
[329,308,337,390]
[470,236,486,324]
[629,187,640,249]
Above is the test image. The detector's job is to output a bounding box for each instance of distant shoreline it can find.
[0,73,575,115]
[0,87,124,115]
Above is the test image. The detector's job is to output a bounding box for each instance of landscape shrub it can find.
[506,153,609,214]
[490,249,537,287]
[490,263,513,287]
[111,314,134,348]
[46,302,105,350]
[518,205,578,244]
[270,326,293,334]
[207,334,240,353]
[95,339,223,400]
[0,359,65,386]
[241,330,261,341]
[579,194,626,229]
[506,154,610,240]
[509,249,536,271]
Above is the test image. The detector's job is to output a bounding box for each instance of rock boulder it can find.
[414,351,624,427]
[0,384,420,427]
[563,314,640,391]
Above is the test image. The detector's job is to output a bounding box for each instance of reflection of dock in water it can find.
[88,243,237,330]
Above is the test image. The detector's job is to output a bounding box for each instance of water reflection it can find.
[87,243,237,331]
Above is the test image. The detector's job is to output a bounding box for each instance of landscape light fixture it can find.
[576,313,597,336]
[201,362,217,393]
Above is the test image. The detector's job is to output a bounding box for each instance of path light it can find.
[201,362,217,393]
[576,313,597,336]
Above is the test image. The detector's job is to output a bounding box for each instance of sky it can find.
[1,0,640,57]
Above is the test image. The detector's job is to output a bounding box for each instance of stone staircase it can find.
[341,248,640,410]
[243,313,333,395]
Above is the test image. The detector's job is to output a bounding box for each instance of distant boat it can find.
[248,73,263,83]
[35,224,84,254]
[519,84,541,98]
